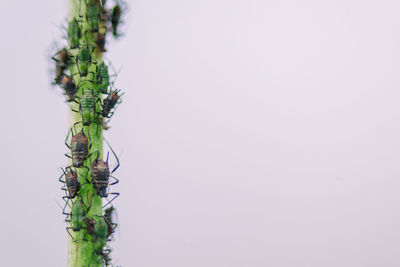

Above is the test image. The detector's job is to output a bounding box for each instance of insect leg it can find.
[72,121,83,132]
[66,227,85,242]
[104,138,120,173]
[59,167,67,183]
[62,198,71,216]
[66,227,75,240]
[65,128,73,149]
[109,175,119,186]
[102,192,119,208]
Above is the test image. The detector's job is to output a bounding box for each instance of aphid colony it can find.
[52,0,125,265]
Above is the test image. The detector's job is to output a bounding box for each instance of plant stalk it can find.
[67,0,105,266]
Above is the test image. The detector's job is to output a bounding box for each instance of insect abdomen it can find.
[91,160,110,197]
[70,132,89,167]
[65,170,80,198]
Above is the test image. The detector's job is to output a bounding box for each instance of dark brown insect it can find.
[91,142,120,204]
[65,169,81,198]
[85,216,109,256]
[61,76,76,101]
[91,159,110,197]
[96,32,106,52]
[86,217,96,235]
[71,131,89,167]
[52,48,70,84]
[103,206,117,237]
[65,130,89,167]
[101,89,122,118]
[59,167,81,200]
[59,167,81,222]
[110,3,122,37]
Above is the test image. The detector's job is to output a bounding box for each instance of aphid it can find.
[96,62,110,94]
[59,167,81,199]
[52,48,70,84]
[110,2,122,38]
[75,88,101,126]
[65,129,89,167]
[69,199,86,232]
[61,76,77,101]
[86,217,95,236]
[64,199,87,240]
[68,18,81,49]
[59,167,82,218]
[94,217,108,250]
[87,217,109,255]
[75,41,93,77]
[65,170,81,198]
[103,206,117,237]
[101,89,122,118]
[96,32,106,52]
[59,168,84,225]
[91,142,120,205]
[91,159,110,197]
[86,4,100,32]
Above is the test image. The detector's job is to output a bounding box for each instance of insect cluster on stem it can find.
[51,0,126,265]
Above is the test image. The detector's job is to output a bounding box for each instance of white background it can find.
[1,0,400,266]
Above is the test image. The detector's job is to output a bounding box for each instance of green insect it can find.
[86,0,100,5]
[68,18,81,49]
[75,41,93,77]
[87,217,109,255]
[96,62,110,94]
[75,87,101,126]
[79,0,106,33]
[86,4,100,32]
[65,199,86,240]
[71,200,86,231]
[94,217,108,244]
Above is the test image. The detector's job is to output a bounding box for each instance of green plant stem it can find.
[67,0,104,266]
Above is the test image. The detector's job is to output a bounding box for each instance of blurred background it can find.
[1,0,400,266]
